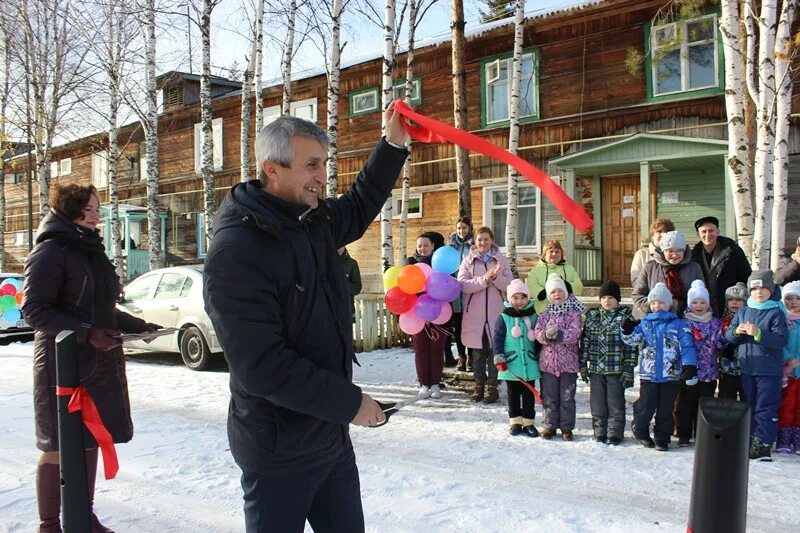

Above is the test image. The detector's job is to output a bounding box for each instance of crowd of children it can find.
[484,269,797,462]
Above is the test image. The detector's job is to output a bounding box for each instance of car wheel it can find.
[180,326,211,371]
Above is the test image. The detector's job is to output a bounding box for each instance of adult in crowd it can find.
[526,239,584,313]
[338,246,362,320]
[632,230,704,318]
[776,235,800,285]
[631,217,675,285]
[23,183,160,533]
[458,226,514,404]
[204,103,409,532]
[447,216,474,371]
[690,216,751,317]
[408,231,448,398]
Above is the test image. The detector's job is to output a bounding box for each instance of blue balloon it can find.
[1,308,21,323]
[431,246,461,274]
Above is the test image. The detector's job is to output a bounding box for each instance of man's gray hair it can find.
[255,116,329,170]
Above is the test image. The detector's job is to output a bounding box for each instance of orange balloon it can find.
[397,265,426,294]
[15,293,24,305]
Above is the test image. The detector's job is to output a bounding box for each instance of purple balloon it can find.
[443,278,462,302]
[414,294,443,322]
[425,272,454,301]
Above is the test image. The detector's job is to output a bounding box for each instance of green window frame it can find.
[392,76,422,105]
[645,11,724,102]
[349,87,380,117]
[480,47,540,129]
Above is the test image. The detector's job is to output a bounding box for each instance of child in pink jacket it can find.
[534,274,585,441]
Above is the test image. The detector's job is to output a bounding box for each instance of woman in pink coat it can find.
[457,226,513,403]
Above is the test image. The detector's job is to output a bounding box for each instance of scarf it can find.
[746,297,780,310]
[664,267,686,300]
[786,310,800,330]
[545,293,586,315]
[685,310,713,323]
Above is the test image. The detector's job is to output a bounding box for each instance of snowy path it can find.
[1,343,798,532]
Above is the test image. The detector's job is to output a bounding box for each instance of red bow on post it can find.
[55,386,119,480]
[393,100,593,233]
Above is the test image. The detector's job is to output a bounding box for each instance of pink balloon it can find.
[399,310,425,335]
[414,262,432,279]
[431,302,452,325]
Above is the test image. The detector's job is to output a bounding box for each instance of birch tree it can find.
[380,0,397,270]
[397,0,418,261]
[718,0,754,256]
[324,0,346,199]
[0,11,12,273]
[282,0,299,115]
[451,0,471,219]
[241,0,265,182]
[769,0,796,270]
[504,0,524,277]
[254,0,266,133]
[142,0,161,268]
[199,0,222,242]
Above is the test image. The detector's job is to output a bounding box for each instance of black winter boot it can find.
[749,437,773,462]
[36,462,61,533]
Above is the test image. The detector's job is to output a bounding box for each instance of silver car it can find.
[117,265,223,370]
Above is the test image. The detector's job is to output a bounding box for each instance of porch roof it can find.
[550,133,728,177]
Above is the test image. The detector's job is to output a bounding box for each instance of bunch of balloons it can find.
[0,277,24,325]
[383,246,463,335]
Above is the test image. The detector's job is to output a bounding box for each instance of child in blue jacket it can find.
[621,282,697,451]
[777,281,800,453]
[493,279,540,437]
[725,270,789,462]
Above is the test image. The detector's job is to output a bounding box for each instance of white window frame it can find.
[60,158,72,176]
[91,151,109,188]
[484,51,538,125]
[50,161,58,179]
[264,98,319,125]
[13,231,28,246]
[392,193,423,219]
[139,143,148,181]
[482,183,545,253]
[650,13,719,97]
[194,117,224,173]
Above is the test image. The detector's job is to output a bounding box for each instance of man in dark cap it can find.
[775,235,800,285]
[690,216,752,317]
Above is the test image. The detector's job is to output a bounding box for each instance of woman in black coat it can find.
[23,183,159,532]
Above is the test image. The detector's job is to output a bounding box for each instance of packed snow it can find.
[1,341,799,532]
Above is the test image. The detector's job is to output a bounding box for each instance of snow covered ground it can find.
[2,342,799,532]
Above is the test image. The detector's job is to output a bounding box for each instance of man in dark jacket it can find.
[775,235,800,285]
[691,216,752,317]
[204,103,409,532]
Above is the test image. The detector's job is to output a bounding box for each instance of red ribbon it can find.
[394,100,593,233]
[495,362,542,405]
[56,386,119,480]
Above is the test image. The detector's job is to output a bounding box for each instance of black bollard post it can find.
[687,397,751,533]
[56,330,91,532]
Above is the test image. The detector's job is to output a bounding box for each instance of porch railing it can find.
[573,246,602,285]
[353,293,411,352]
[125,250,150,280]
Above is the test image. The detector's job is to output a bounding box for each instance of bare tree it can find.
[325,0,345,199]
[241,0,266,182]
[379,0,397,271]
[504,0,524,277]
[199,0,222,243]
[0,8,13,272]
[254,0,266,132]
[451,0,470,220]
[282,0,299,115]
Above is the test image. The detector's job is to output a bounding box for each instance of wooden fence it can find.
[353,293,411,352]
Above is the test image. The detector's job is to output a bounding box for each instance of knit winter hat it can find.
[647,282,673,307]
[725,282,748,301]
[687,279,710,305]
[599,280,621,302]
[506,279,530,301]
[783,281,800,299]
[747,270,775,294]
[659,230,686,251]
[545,273,568,301]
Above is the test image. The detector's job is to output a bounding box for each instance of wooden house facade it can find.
[3,0,799,288]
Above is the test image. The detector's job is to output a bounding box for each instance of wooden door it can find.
[602,175,641,286]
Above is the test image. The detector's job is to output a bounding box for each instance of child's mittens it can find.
[545,322,559,340]
[620,368,635,389]
[681,365,698,386]
[620,318,639,335]
[494,354,508,371]
[537,289,547,302]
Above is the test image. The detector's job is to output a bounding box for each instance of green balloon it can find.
[0,295,15,310]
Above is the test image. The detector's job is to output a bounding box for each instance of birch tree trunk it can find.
[398,0,418,262]
[144,0,161,269]
[107,3,124,276]
[0,19,10,273]
[282,0,298,116]
[326,0,344,199]
[769,0,795,270]
[451,0,471,219]
[750,0,777,270]
[241,0,265,182]
[254,0,265,133]
[380,0,396,271]
[504,0,524,277]
[200,0,216,242]
[719,0,754,254]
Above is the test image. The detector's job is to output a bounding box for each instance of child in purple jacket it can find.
[533,274,584,441]
[674,280,725,446]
